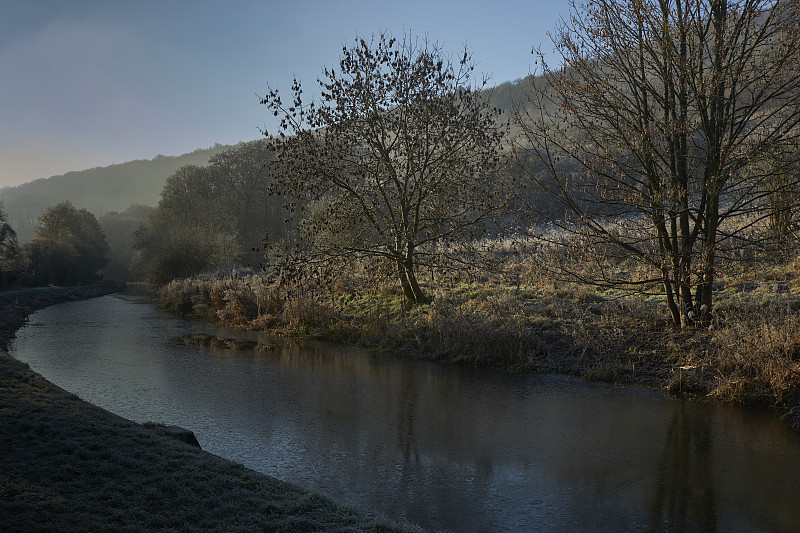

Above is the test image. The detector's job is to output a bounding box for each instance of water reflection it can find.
[10,295,800,533]
[650,401,717,532]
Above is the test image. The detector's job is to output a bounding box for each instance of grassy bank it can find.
[158,254,800,410]
[0,286,422,532]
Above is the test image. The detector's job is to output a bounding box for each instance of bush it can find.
[158,269,335,335]
[706,302,800,406]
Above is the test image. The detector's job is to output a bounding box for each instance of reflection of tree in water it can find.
[391,368,498,530]
[649,400,717,532]
[395,370,421,471]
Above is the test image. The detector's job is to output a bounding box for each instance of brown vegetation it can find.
[517,0,800,326]
[159,244,800,409]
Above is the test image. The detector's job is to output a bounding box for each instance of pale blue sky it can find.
[0,0,569,188]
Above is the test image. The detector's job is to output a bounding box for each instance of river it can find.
[9,293,800,532]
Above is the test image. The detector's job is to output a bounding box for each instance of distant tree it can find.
[155,165,231,229]
[133,165,240,285]
[261,33,509,303]
[0,201,18,258]
[207,140,284,266]
[0,201,22,286]
[133,220,240,286]
[517,0,800,326]
[28,202,110,285]
[98,205,154,281]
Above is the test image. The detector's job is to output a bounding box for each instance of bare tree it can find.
[261,33,509,303]
[517,0,800,326]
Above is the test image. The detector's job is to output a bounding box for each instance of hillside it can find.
[0,143,234,241]
[0,78,536,243]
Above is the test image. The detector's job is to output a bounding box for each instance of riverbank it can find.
[157,262,800,412]
[0,282,124,351]
[0,285,422,532]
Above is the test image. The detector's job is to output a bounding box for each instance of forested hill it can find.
[0,144,232,241]
[0,78,534,243]
[488,76,532,113]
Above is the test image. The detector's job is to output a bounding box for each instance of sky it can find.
[0,0,570,189]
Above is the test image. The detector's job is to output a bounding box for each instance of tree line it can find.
[257,0,799,327]
[0,145,230,242]
[4,0,799,332]
[0,140,290,289]
[0,200,109,287]
[132,140,288,285]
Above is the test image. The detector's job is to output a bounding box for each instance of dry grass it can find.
[159,271,334,335]
[158,245,800,408]
[704,301,800,406]
[376,289,546,368]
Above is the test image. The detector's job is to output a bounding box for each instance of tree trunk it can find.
[663,271,681,326]
[397,259,416,301]
[404,260,425,303]
[396,246,426,303]
[696,196,719,324]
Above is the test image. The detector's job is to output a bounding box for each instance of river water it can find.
[9,293,800,532]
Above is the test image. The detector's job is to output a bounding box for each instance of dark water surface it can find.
[10,294,800,532]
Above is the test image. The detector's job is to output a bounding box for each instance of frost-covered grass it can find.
[0,351,423,532]
[157,237,800,408]
[0,286,422,533]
